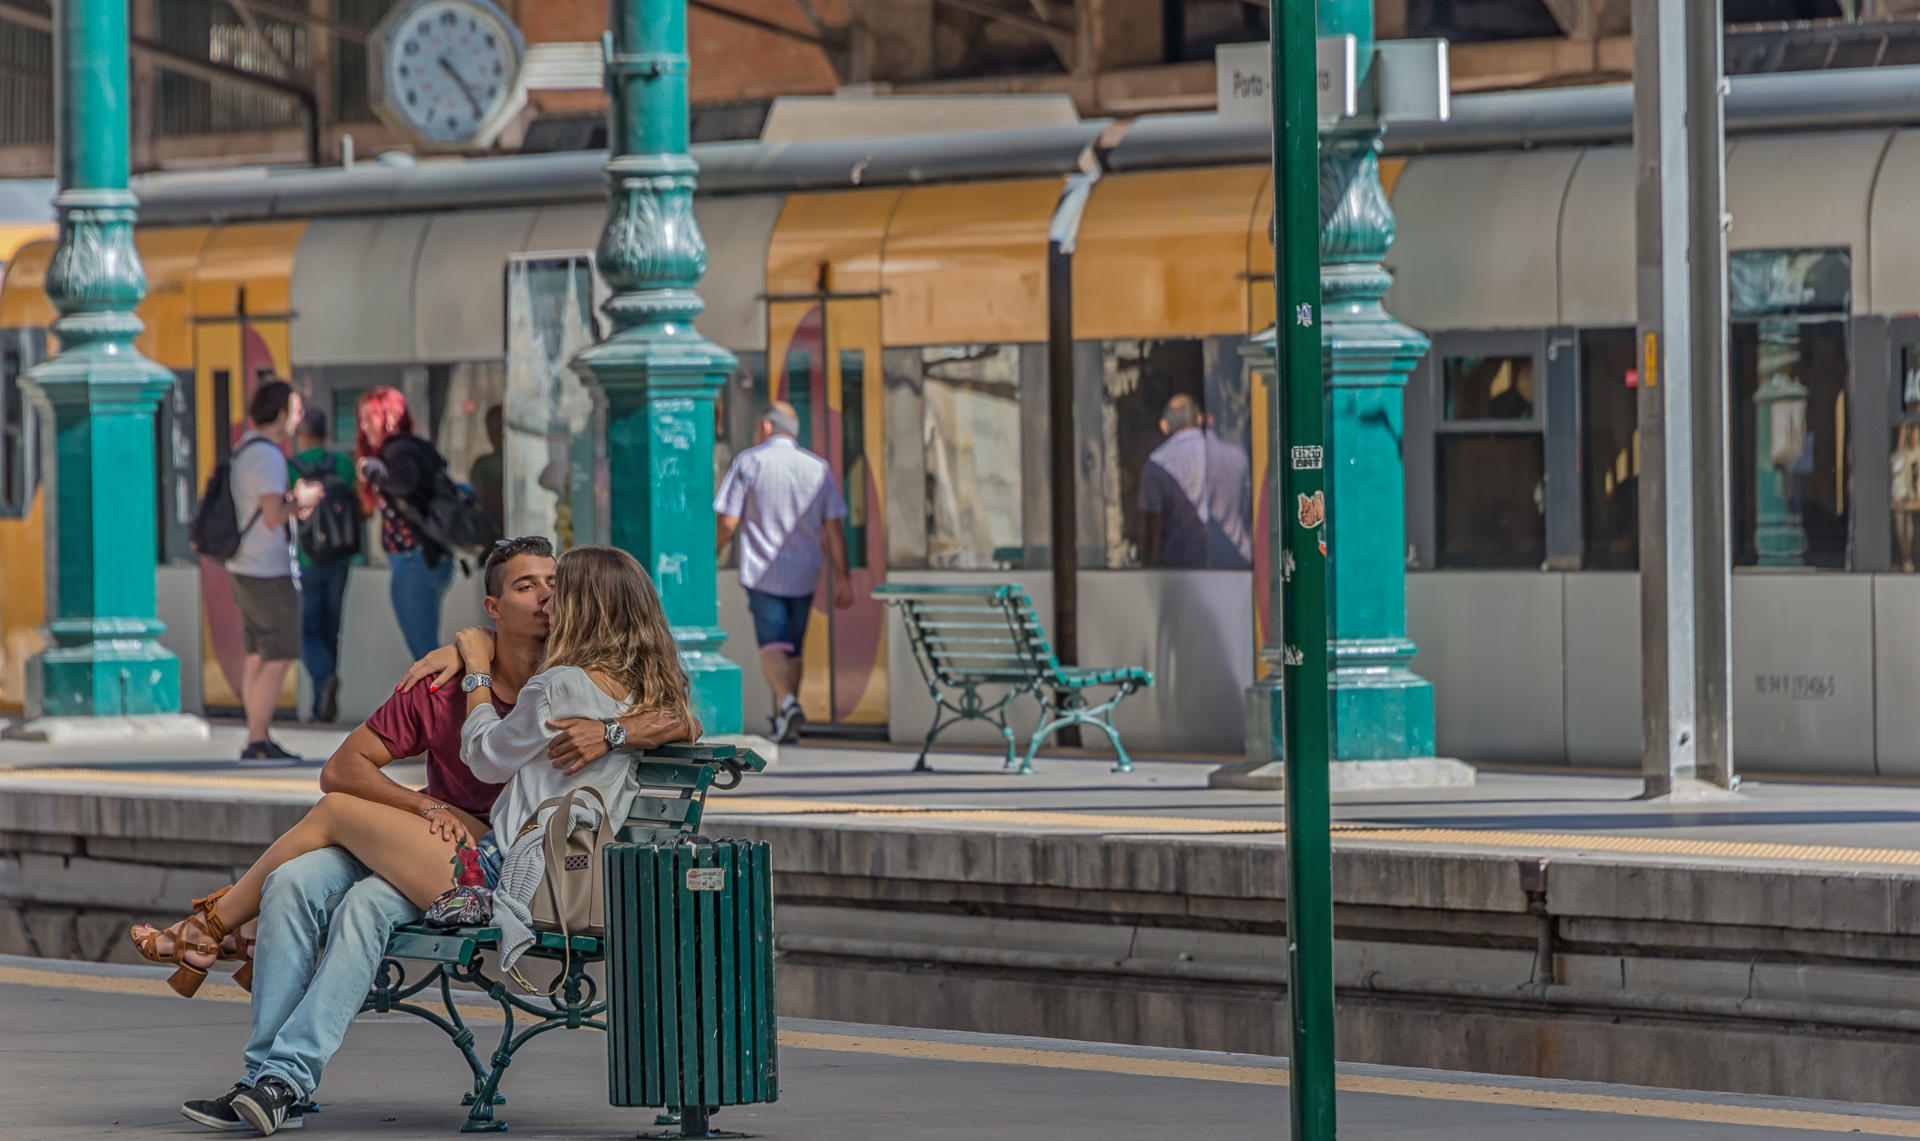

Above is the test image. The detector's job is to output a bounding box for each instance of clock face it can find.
[378,0,521,147]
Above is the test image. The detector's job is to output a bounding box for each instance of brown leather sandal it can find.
[191,886,255,993]
[129,913,220,997]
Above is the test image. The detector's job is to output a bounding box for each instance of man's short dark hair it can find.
[297,408,328,441]
[484,536,556,597]
[249,380,294,428]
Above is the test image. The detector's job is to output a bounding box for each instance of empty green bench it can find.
[872,582,1154,775]
[362,742,767,1133]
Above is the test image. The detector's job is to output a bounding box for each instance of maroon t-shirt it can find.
[365,682,509,823]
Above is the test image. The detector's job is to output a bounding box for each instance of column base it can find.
[1209,756,1476,791]
[26,640,183,720]
[677,626,743,738]
[1220,672,1471,790]
[703,734,779,769]
[3,712,209,746]
[1637,775,1743,802]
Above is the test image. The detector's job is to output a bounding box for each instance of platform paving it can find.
[5,955,1917,1140]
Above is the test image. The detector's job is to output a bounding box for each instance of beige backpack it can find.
[509,785,617,993]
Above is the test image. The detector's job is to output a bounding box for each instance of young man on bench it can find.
[181,536,697,1135]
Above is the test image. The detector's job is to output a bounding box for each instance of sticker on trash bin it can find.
[685,868,726,892]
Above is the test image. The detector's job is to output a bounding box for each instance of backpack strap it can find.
[231,436,280,543]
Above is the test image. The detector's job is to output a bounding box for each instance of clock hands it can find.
[438,56,485,118]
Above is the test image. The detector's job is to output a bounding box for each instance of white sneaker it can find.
[774,699,805,744]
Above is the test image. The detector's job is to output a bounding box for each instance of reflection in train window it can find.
[1445,354,1535,421]
[1437,434,1547,568]
[1895,346,1920,572]
[923,344,1022,569]
[1092,337,1253,570]
[1581,329,1639,570]
[0,330,41,518]
[1729,248,1851,570]
[717,352,767,572]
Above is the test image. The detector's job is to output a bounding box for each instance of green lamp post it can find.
[13,0,197,740]
[571,0,742,735]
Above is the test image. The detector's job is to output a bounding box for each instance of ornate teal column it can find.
[572,0,742,734]
[14,0,196,739]
[1214,0,1470,789]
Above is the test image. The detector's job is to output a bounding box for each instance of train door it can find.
[767,296,888,728]
[193,293,295,713]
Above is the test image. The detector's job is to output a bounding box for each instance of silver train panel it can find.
[1728,575,1875,772]
[1382,149,1579,333]
[1869,132,1920,316]
[156,565,203,716]
[1873,575,1920,776]
[289,215,430,366]
[1556,146,1634,328]
[324,567,491,726]
[1407,572,1566,764]
[1561,572,1642,768]
[413,208,540,361]
[1725,131,1890,313]
[718,580,776,731]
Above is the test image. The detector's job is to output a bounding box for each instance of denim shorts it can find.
[476,830,503,890]
[745,587,813,657]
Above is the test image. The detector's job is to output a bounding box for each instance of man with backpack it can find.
[289,409,362,723]
[203,381,323,760]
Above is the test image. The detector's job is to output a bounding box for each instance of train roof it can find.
[7,63,1920,226]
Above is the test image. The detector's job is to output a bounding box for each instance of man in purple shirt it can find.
[714,401,853,742]
[1139,394,1253,570]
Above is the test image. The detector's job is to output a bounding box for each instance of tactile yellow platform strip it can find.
[0,767,323,793]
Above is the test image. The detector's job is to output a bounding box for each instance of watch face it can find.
[382,0,518,145]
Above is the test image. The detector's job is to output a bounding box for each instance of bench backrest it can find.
[616,742,767,843]
[872,583,1059,689]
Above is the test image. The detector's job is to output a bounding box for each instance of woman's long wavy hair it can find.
[542,545,692,726]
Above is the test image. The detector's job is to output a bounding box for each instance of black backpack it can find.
[290,453,363,565]
[188,436,278,562]
[386,437,499,561]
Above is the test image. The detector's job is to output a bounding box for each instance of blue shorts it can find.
[745,588,813,658]
[476,830,503,890]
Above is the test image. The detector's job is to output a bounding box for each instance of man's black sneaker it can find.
[232,1076,303,1135]
[239,738,302,762]
[183,1083,305,1132]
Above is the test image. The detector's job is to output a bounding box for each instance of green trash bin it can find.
[606,837,778,1137]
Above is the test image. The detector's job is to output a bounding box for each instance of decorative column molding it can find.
[571,0,742,735]
[11,0,200,740]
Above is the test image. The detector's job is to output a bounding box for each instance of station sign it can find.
[1216,37,1450,126]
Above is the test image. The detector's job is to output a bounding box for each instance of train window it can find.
[1729,248,1851,570]
[841,349,868,571]
[1894,346,1920,572]
[1445,355,1536,422]
[923,344,1023,569]
[1581,329,1639,570]
[1437,434,1547,568]
[717,352,766,572]
[0,331,38,517]
[1092,337,1254,570]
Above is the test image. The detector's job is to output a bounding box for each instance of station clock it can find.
[369,0,528,153]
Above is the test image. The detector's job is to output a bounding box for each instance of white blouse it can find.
[460,665,640,842]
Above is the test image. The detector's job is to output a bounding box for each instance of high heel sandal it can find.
[191,886,255,993]
[129,912,220,998]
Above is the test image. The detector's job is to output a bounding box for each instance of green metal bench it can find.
[872,582,1154,776]
[361,742,767,1134]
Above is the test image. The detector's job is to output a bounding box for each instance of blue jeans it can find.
[299,560,350,715]
[244,848,422,1099]
[387,547,454,661]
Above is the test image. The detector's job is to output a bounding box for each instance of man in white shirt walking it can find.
[228,380,324,760]
[714,402,852,742]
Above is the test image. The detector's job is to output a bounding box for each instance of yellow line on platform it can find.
[5,965,1919,1133]
[11,770,1920,867]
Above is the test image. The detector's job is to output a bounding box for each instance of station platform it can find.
[6,954,1918,1140]
[9,726,1920,1110]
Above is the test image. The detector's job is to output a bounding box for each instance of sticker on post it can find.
[685,867,726,892]
[1295,302,1314,328]
[1281,549,1296,582]
[1290,445,1323,471]
[1282,645,1304,667]
[1296,491,1324,530]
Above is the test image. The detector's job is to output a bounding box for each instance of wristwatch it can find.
[602,718,627,748]
[461,673,493,693]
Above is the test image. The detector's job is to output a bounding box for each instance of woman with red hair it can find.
[355,386,455,659]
